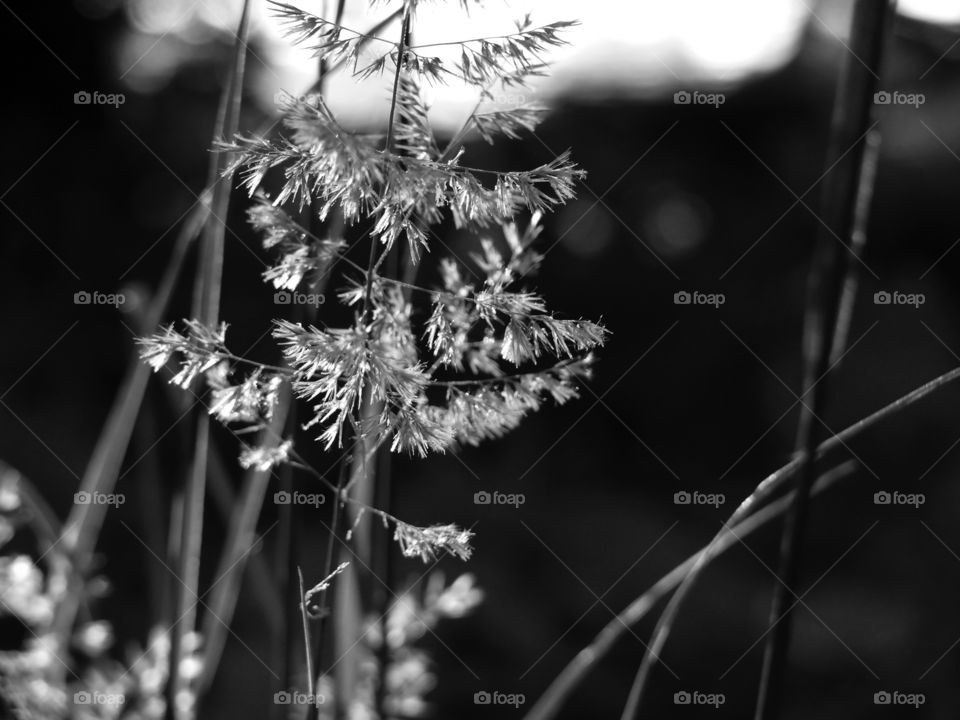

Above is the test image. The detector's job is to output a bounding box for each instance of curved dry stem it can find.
[754,3,893,716]
[170,4,252,719]
[618,461,857,720]
[196,381,292,694]
[525,462,854,720]
[525,363,960,720]
[51,175,211,653]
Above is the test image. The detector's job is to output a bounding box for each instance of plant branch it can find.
[196,381,292,695]
[754,4,892,720]
[829,128,882,362]
[617,462,857,720]
[51,163,211,659]
[169,4,251,719]
[361,2,412,327]
[527,361,960,720]
[298,566,316,699]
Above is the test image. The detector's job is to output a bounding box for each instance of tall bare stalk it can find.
[168,4,251,718]
[754,4,893,719]
[529,358,960,720]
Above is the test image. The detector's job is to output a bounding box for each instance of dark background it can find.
[3,1,960,718]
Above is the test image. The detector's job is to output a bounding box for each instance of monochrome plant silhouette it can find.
[132,0,605,716]
[139,2,603,541]
[7,1,960,720]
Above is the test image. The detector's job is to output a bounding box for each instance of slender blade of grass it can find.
[169,3,251,718]
[525,363,960,720]
[333,400,380,718]
[52,195,210,650]
[523,462,853,720]
[298,566,316,699]
[754,4,893,719]
[330,6,412,714]
[829,129,882,363]
[196,382,291,694]
[615,463,857,720]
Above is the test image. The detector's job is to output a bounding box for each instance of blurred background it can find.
[3,0,960,717]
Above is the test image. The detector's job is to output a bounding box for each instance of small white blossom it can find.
[238,439,293,471]
[393,522,473,563]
